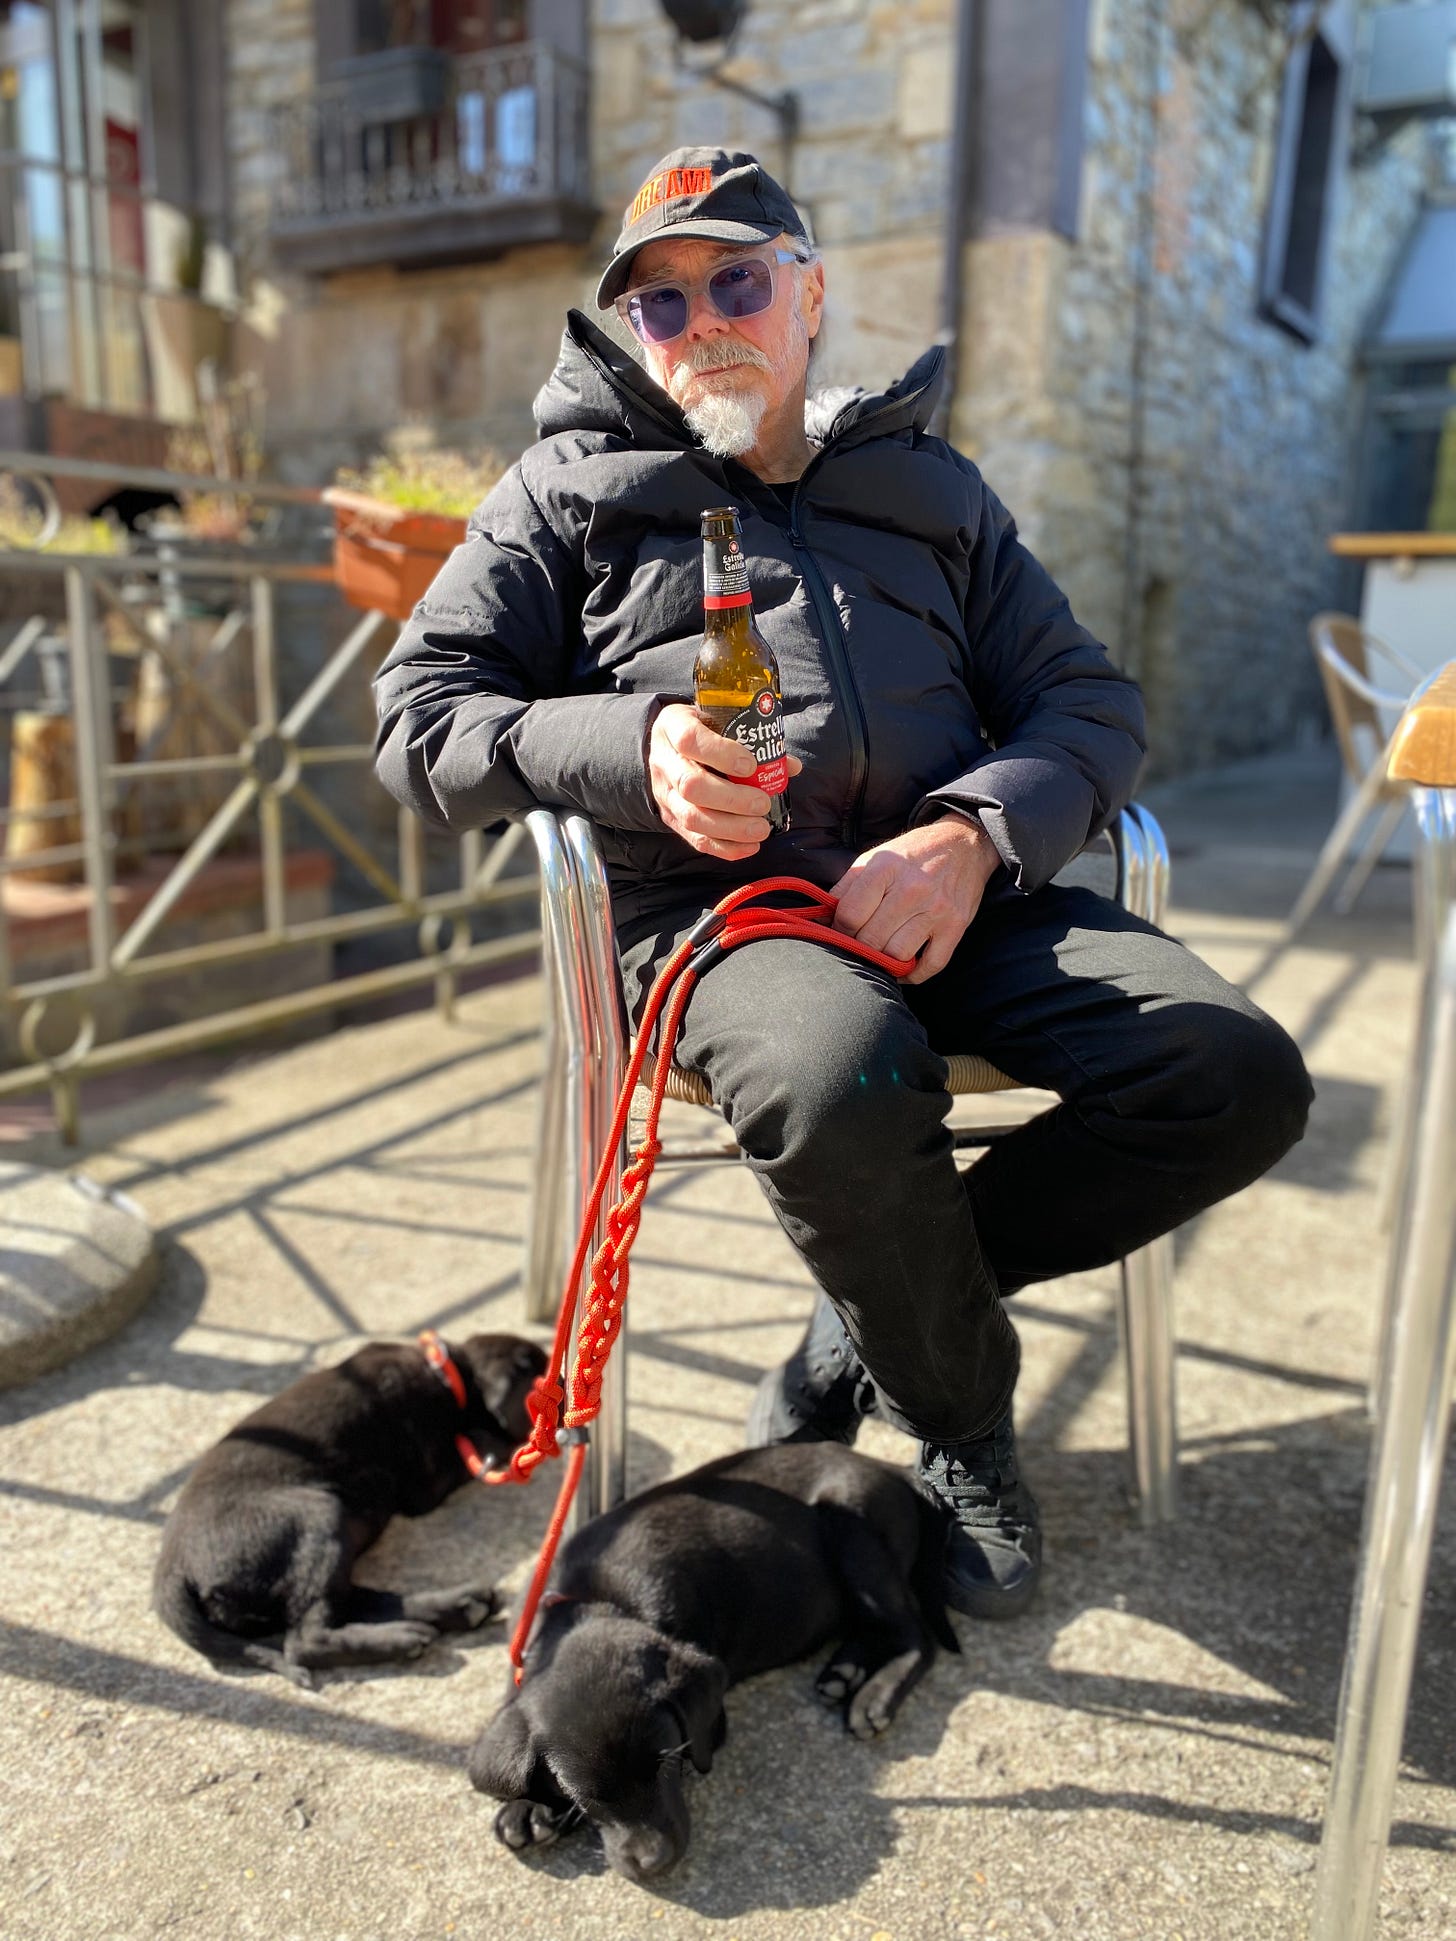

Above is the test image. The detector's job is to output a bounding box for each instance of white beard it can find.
[654,298,811,459]
[681,383,769,458]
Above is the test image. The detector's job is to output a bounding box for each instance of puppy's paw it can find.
[846,1685,897,1740]
[405,1583,502,1634]
[396,1618,439,1659]
[355,1617,439,1662]
[494,1799,564,1852]
[814,1652,868,1707]
[846,1656,925,1741]
[457,1586,501,1631]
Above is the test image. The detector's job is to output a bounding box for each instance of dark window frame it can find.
[1258,0,1355,345]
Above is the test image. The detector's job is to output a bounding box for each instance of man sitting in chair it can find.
[374,147,1312,1619]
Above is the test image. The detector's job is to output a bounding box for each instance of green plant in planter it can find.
[328,436,509,621]
[333,439,511,517]
[0,478,124,554]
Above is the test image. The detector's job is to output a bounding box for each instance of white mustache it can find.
[667,341,774,401]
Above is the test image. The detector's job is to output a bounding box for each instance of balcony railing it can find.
[269,43,597,274]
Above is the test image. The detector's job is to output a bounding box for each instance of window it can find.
[1259,2,1355,343]
[0,0,228,418]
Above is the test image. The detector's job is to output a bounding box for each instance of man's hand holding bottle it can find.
[649,702,803,861]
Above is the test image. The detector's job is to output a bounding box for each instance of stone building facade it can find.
[224,0,1440,773]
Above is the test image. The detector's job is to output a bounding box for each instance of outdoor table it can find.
[1311,658,1456,1938]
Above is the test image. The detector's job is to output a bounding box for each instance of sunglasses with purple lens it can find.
[617,248,813,347]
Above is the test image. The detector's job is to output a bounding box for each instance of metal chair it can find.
[1286,614,1423,937]
[521,806,1179,1535]
[1312,660,1456,1941]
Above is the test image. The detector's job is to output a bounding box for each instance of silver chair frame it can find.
[1312,781,1456,1941]
[522,805,1178,1532]
[1287,619,1423,939]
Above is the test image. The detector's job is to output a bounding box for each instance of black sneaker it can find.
[746,1291,878,1446]
[917,1411,1042,1620]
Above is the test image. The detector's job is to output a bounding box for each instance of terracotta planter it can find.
[324,488,467,624]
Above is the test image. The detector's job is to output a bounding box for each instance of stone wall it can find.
[225,0,960,468]
[591,0,956,393]
[226,0,317,291]
[223,0,1434,773]
[951,0,1429,772]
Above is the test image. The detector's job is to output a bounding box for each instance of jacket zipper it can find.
[787,484,870,849]
[747,367,936,849]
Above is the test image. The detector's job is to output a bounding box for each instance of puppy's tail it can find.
[909,1488,961,1654]
[152,1567,291,1680]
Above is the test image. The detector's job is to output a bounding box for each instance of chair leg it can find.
[1118,1235,1178,1525]
[563,815,632,1525]
[1110,808,1178,1524]
[523,812,594,1328]
[1312,876,1456,1941]
[521,924,569,1325]
[1287,761,1394,938]
[1332,795,1406,916]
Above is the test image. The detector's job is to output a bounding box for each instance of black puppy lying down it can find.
[154,1331,545,1688]
[468,1442,956,1881]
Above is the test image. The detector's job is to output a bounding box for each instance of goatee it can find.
[682,387,769,458]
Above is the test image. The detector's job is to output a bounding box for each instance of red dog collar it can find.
[418,1329,491,1478]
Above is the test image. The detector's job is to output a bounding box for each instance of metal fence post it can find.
[64,566,116,974]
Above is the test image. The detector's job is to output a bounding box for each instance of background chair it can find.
[1286,613,1423,937]
[522,806,1178,1535]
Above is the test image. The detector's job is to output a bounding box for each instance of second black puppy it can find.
[468,1442,956,1881]
[155,1331,545,1688]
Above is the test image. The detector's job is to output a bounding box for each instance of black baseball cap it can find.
[595,146,812,309]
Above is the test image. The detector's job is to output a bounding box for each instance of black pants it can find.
[619,881,1313,1446]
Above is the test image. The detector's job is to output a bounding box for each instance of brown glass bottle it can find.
[694,506,790,833]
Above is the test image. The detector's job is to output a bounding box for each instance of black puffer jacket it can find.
[373,310,1146,942]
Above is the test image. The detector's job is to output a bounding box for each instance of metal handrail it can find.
[0,450,327,508]
[0,453,536,1142]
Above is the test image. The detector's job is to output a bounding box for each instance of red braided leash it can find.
[487,876,916,1680]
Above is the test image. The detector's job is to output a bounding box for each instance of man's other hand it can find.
[830,817,1001,983]
[649,702,802,861]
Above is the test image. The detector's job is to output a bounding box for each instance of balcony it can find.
[268,43,597,276]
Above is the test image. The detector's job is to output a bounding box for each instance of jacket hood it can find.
[533,308,948,454]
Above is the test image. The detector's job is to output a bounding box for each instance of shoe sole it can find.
[943,1570,1041,1621]
[745,1367,786,1448]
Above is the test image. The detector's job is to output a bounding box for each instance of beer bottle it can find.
[694,506,790,834]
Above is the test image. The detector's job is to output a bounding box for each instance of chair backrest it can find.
[1307,613,1412,787]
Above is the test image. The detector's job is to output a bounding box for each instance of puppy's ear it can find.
[467,1699,536,1801]
[659,1644,729,1776]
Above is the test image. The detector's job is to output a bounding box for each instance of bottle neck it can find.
[703,599,755,640]
[701,526,752,620]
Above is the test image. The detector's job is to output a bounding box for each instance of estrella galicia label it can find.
[703,534,751,602]
[725,687,788,797]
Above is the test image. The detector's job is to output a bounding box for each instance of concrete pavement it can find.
[0,747,1452,1941]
